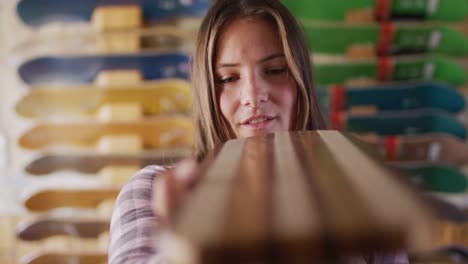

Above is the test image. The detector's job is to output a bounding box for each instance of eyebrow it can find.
[216,53,285,69]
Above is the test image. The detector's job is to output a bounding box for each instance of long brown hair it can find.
[192,0,325,161]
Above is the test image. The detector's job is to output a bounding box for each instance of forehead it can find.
[215,16,283,63]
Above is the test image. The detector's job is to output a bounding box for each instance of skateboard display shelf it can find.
[0,1,206,263]
[0,0,466,263]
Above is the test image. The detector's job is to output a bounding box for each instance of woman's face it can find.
[215,17,297,139]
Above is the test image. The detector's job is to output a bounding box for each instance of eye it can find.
[218,76,239,85]
[266,66,288,75]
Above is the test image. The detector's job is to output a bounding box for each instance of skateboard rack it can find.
[0,0,465,263]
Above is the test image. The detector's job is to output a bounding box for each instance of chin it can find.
[238,129,276,138]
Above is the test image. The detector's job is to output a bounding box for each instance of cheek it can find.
[277,83,298,114]
[218,89,236,123]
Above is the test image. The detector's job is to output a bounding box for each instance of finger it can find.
[167,159,199,211]
[171,159,199,189]
[153,159,199,223]
[153,171,171,223]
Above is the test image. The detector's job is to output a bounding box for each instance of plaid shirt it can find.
[108,165,409,264]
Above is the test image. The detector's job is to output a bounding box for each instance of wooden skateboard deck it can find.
[18,116,193,151]
[13,25,199,55]
[23,188,120,212]
[21,250,107,264]
[17,216,109,241]
[25,149,189,175]
[161,131,434,262]
[15,79,192,119]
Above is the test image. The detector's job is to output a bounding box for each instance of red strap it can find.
[331,112,345,131]
[375,0,392,21]
[330,85,346,112]
[377,57,393,82]
[377,23,395,56]
[384,136,399,161]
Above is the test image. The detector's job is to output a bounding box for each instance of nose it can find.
[240,73,268,107]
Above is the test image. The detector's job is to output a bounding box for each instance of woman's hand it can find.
[153,159,200,225]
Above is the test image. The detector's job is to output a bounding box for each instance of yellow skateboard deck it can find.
[16,79,192,119]
[25,149,190,175]
[14,25,198,57]
[19,116,193,150]
[23,188,120,212]
[21,250,107,264]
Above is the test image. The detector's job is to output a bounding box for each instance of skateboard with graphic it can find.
[16,0,211,27]
[314,55,467,86]
[366,134,468,166]
[348,135,468,193]
[14,0,206,56]
[19,53,467,87]
[303,22,468,56]
[282,0,468,22]
[15,79,192,119]
[395,164,467,193]
[317,81,465,115]
[330,110,466,139]
[18,52,191,86]
[18,116,193,151]
[158,131,434,262]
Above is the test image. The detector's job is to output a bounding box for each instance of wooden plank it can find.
[165,131,435,262]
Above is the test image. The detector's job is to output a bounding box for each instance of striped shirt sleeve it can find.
[108,165,167,264]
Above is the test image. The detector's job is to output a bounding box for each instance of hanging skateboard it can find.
[19,53,467,86]
[25,150,189,176]
[395,164,467,193]
[302,22,468,56]
[366,134,468,166]
[314,55,467,86]
[23,188,120,212]
[21,250,107,264]
[15,79,192,119]
[330,110,467,139]
[16,0,211,27]
[18,52,191,85]
[12,25,199,57]
[17,216,109,241]
[411,245,468,263]
[18,116,193,151]
[317,81,465,115]
[15,0,207,55]
[282,0,468,22]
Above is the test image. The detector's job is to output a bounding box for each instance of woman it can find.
[108,0,408,263]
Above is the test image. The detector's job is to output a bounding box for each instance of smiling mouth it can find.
[241,116,277,128]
